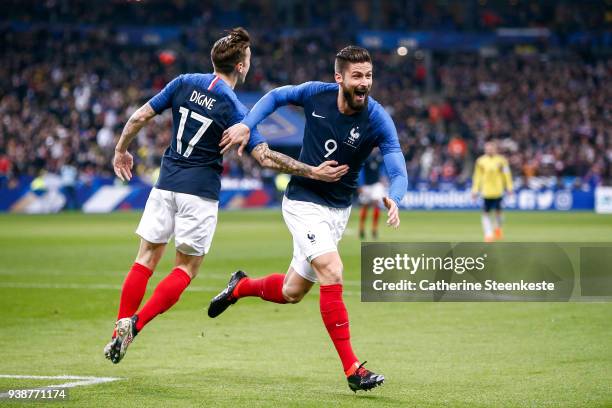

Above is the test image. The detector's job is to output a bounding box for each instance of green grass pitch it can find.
[0,210,611,407]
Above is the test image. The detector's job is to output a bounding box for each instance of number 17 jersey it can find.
[148,73,264,200]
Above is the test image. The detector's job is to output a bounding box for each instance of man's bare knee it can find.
[282,267,314,303]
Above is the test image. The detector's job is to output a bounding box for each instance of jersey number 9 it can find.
[324,139,337,158]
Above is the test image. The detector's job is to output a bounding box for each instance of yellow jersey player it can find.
[471,141,513,242]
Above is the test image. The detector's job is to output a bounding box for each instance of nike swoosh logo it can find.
[312,111,325,118]
[335,322,348,327]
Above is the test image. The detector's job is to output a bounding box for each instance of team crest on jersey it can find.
[307,232,316,243]
[344,126,361,148]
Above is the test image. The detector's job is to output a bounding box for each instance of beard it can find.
[342,84,369,112]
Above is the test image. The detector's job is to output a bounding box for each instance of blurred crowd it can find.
[393,53,611,189]
[4,0,607,33]
[0,0,610,189]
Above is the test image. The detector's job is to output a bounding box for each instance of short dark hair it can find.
[211,27,250,74]
[334,45,372,74]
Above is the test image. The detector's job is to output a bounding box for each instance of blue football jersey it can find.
[148,73,264,200]
[243,81,405,208]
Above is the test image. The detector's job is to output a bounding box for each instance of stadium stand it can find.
[1,1,610,206]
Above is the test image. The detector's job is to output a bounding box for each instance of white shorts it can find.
[282,196,351,283]
[136,187,218,256]
[359,182,386,204]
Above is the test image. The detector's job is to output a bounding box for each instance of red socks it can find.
[360,205,380,237]
[359,205,368,234]
[319,284,359,374]
[118,269,359,376]
[135,267,191,332]
[117,263,153,319]
[372,206,380,235]
[232,278,360,373]
[114,262,153,337]
[232,274,287,304]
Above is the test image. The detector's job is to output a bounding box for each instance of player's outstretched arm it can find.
[370,101,408,228]
[382,151,408,228]
[251,143,349,182]
[113,103,156,181]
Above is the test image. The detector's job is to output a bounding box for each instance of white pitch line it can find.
[0,375,122,398]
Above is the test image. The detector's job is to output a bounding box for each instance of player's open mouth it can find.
[354,89,367,102]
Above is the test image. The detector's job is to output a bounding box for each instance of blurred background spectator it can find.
[0,0,610,191]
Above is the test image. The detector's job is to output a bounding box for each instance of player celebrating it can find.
[104,28,348,364]
[471,141,513,242]
[358,150,385,240]
[209,46,408,392]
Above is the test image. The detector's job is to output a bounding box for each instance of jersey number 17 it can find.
[176,106,213,158]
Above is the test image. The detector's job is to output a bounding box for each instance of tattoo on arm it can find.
[252,143,313,177]
[115,103,156,152]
